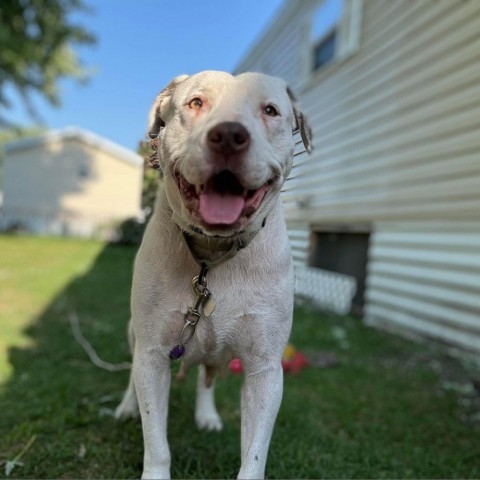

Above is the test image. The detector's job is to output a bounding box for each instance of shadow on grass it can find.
[1,243,480,479]
[0,243,244,479]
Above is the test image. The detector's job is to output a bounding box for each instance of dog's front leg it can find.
[238,362,283,480]
[133,348,171,480]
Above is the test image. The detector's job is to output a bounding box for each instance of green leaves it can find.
[0,0,96,125]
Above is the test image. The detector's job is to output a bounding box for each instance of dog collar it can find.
[181,229,250,268]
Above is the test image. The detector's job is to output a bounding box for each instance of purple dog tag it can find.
[169,345,185,360]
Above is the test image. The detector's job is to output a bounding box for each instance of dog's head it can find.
[148,71,312,237]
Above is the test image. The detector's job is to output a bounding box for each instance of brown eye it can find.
[188,97,203,109]
[264,104,279,117]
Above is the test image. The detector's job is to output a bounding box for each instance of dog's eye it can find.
[188,98,203,110]
[264,104,279,117]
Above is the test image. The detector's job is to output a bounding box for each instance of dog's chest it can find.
[163,271,275,364]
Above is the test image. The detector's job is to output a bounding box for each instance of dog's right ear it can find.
[148,75,189,139]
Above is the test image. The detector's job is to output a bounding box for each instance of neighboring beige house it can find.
[1,127,143,237]
[236,0,480,358]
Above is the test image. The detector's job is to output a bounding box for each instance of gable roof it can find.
[4,126,143,167]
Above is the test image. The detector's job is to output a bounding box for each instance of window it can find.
[313,30,337,70]
[309,229,370,315]
[311,0,362,73]
[78,165,90,178]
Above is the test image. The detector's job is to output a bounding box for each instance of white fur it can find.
[115,71,311,479]
[195,365,223,431]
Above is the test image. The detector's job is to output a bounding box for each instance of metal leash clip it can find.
[169,267,216,360]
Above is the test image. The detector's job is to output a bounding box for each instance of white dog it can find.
[115,70,311,479]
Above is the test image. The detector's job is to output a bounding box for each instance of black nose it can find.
[207,122,250,156]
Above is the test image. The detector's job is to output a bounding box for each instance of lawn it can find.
[0,234,479,479]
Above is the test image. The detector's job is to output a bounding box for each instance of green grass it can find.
[0,234,479,478]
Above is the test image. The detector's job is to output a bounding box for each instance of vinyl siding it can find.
[235,1,310,90]
[287,223,311,267]
[366,222,480,355]
[283,0,480,223]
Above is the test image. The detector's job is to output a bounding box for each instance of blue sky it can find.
[7,0,285,150]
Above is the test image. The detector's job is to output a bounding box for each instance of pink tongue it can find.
[199,192,245,225]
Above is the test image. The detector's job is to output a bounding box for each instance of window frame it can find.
[307,0,363,80]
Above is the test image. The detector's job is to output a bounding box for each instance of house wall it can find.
[367,221,480,356]
[236,1,312,91]
[236,0,480,356]
[3,137,142,236]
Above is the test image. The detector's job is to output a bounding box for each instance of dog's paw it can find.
[114,397,140,420]
[195,409,223,432]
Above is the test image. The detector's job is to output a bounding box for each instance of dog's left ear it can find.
[148,74,190,139]
[287,86,313,153]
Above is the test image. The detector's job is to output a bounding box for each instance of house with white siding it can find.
[1,127,143,237]
[236,0,480,358]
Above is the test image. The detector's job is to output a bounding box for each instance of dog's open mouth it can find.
[175,170,273,227]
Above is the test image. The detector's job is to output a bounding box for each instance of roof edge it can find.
[4,126,143,167]
[234,0,301,74]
